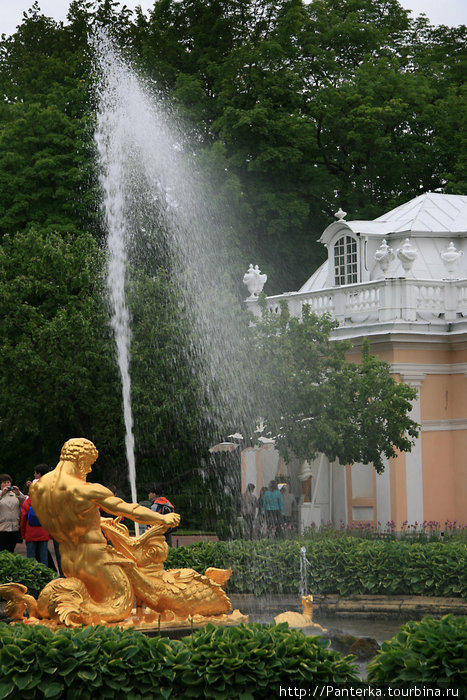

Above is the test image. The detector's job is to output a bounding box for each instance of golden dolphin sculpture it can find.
[0,438,238,628]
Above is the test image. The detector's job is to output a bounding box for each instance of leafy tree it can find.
[1,0,465,292]
[0,228,124,482]
[0,2,96,240]
[0,102,91,236]
[302,7,467,217]
[251,300,419,472]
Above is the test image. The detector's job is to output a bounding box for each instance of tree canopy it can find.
[251,301,419,473]
[1,0,465,287]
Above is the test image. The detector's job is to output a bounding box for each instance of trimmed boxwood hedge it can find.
[367,614,467,687]
[0,622,359,699]
[0,552,56,598]
[165,538,467,598]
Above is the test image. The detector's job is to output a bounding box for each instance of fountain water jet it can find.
[94,35,139,504]
[93,32,254,510]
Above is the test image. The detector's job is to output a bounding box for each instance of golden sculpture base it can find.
[13,607,249,634]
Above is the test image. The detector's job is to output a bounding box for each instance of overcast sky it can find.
[1,0,466,39]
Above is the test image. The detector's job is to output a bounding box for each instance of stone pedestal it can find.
[299,503,321,535]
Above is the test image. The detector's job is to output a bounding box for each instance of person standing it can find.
[241,483,257,539]
[281,484,297,531]
[21,494,50,566]
[262,480,284,536]
[26,464,63,574]
[0,473,26,552]
[149,485,176,544]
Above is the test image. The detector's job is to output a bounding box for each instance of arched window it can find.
[334,236,358,285]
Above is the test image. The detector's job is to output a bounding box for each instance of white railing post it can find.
[333,288,345,322]
[444,281,457,321]
[403,279,418,321]
[379,278,399,322]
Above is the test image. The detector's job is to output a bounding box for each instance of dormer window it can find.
[334,235,357,285]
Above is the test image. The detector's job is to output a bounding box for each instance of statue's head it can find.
[60,438,99,480]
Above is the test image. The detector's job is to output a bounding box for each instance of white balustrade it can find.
[246,278,467,328]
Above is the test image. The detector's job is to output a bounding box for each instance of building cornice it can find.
[422,418,467,432]
[391,362,467,377]
[341,331,467,352]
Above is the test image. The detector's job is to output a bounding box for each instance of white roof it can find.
[298,260,328,293]
[319,193,467,244]
[374,192,467,233]
[299,193,467,293]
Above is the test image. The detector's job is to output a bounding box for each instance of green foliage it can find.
[0,226,249,530]
[367,615,467,687]
[0,228,124,481]
[0,622,358,699]
[0,552,55,599]
[165,538,467,598]
[251,304,419,472]
[304,539,467,598]
[0,624,183,699]
[1,0,466,294]
[181,622,359,697]
[0,102,90,237]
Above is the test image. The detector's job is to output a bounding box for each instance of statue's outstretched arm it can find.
[88,485,180,528]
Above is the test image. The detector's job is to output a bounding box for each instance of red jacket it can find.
[21,497,50,542]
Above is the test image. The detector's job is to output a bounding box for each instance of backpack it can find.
[152,498,174,516]
[159,503,174,515]
[27,505,41,527]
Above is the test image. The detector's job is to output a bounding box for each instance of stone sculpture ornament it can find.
[0,438,246,629]
[243,264,267,298]
[441,241,463,278]
[396,238,418,276]
[374,239,395,275]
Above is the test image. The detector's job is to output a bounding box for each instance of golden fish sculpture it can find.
[0,438,247,629]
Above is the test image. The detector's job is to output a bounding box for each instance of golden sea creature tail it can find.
[0,583,38,619]
[37,576,134,627]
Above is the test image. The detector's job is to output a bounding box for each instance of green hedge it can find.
[0,552,56,598]
[0,623,359,699]
[1,540,465,601]
[367,615,467,687]
[165,538,467,598]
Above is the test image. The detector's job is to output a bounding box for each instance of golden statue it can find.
[0,438,246,629]
[274,595,326,632]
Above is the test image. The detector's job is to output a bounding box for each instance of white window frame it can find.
[333,235,358,285]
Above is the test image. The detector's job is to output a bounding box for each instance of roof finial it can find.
[334,207,347,221]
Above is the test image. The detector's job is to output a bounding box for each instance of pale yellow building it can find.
[244,193,467,532]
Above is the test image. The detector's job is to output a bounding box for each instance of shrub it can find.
[0,624,184,699]
[0,552,56,599]
[178,623,359,698]
[0,622,358,699]
[367,615,467,687]
[305,539,467,597]
[165,538,467,598]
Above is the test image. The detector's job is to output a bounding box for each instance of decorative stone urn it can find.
[374,239,395,276]
[243,264,267,298]
[440,241,463,279]
[396,238,418,276]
